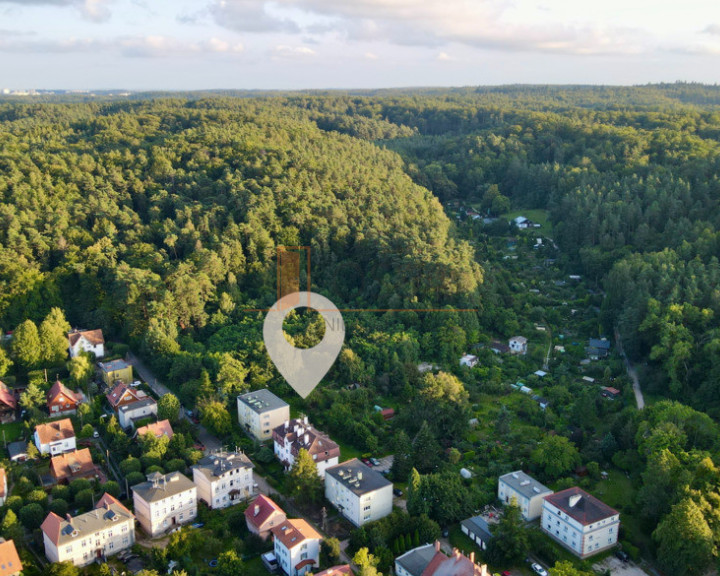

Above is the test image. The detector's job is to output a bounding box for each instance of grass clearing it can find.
[0,420,25,442]
[501,209,553,236]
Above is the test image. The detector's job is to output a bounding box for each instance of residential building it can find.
[106,381,147,411]
[509,336,528,355]
[460,354,479,368]
[0,538,22,576]
[396,541,488,576]
[587,339,611,360]
[50,448,98,484]
[237,389,290,441]
[132,472,197,537]
[46,379,84,416]
[68,329,105,359]
[601,387,621,400]
[0,469,5,506]
[271,519,322,576]
[513,216,531,229]
[6,441,27,463]
[193,450,255,510]
[461,516,494,551]
[489,340,510,355]
[498,471,553,521]
[245,494,287,540]
[273,417,340,478]
[40,493,135,566]
[541,487,620,559]
[135,419,173,440]
[118,397,158,429]
[34,419,76,455]
[98,359,133,387]
[314,566,352,576]
[0,383,16,423]
[325,459,393,527]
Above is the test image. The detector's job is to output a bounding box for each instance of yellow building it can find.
[98,359,133,387]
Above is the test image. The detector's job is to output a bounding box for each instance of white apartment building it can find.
[34,419,76,455]
[498,470,553,521]
[541,487,620,559]
[40,493,135,566]
[271,519,322,576]
[132,472,197,537]
[192,450,255,510]
[237,389,290,441]
[68,329,105,359]
[325,459,393,527]
[273,417,340,478]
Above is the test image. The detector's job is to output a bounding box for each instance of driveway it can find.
[593,557,651,576]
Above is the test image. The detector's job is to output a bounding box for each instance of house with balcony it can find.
[193,450,254,510]
[273,417,340,478]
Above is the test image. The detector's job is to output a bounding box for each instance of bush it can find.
[50,498,69,517]
[19,503,45,530]
[51,485,71,501]
[5,496,23,513]
[26,489,48,508]
[120,456,142,475]
[101,481,121,498]
[621,540,640,561]
[74,489,94,511]
[165,459,186,473]
[145,465,165,475]
[140,455,162,470]
[126,471,146,486]
[69,478,92,497]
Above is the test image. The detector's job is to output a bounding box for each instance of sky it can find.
[0,0,719,90]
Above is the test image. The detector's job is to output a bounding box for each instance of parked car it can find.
[131,380,142,387]
[393,488,403,497]
[93,430,99,438]
[361,458,372,466]
[193,442,205,451]
[370,457,381,466]
[531,564,548,576]
[615,550,630,562]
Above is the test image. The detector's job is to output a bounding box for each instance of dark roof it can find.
[461,516,493,542]
[132,471,195,503]
[396,543,436,576]
[118,397,157,414]
[543,487,618,525]
[7,441,27,460]
[325,459,391,496]
[237,389,288,414]
[193,452,254,479]
[588,339,611,350]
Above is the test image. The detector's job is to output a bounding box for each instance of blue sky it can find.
[1,0,719,90]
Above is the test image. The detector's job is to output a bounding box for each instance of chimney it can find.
[254,504,260,517]
[435,541,441,552]
[65,514,73,524]
[453,548,461,559]
[478,564,488,576]
[357,472,363,481]
[304,416,309,425]
[304,434,309,445]
[569,494,582,508]
[470,552,475,565]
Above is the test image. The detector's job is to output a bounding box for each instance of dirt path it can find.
[614,329,645,410]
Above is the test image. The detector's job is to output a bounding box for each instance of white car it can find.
[532,564,548,576]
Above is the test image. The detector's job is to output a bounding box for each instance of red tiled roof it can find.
[314,566,352,576]
[35,419,75,445]
[47,380,83,408]
[106,382,143,408]
[421,548,485,576]
[96,492,133,517]
[39,512,64,547]
[272,419,340,463]
[295,559,317,571]
[0,539,22,576]
[272,519,321,550]
[68,329,104,347]
[136,419,174,439]
[50,448,95,482]
[245,494,286,532]
[0,383,16,410]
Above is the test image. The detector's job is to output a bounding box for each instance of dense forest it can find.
[4,84,720,576]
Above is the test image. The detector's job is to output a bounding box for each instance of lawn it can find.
[244,557,271,576]
[500,209,553,236]
[0,420,25,442]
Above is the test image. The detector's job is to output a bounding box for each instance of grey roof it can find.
[588,339,611,350]
[499,470,553,499]
[325,459,391,496]
[395,543,437,576]
[118,397,157,414]
[55,503,134,545]
[461,516,493,542]
[193,452,254,480]
[7,440,27,459]
[132,471,195,503]
[237,389,289,414]
[98,359,131,372]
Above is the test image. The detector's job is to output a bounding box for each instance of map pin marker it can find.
[263,291,345,399]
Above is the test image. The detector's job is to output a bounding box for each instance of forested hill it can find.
[0,98,481,341]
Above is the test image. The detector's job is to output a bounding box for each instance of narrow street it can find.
[614,329,645,410]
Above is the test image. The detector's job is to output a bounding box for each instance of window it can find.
[65,546,72,553]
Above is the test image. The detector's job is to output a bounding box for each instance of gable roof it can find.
[50,448,95,481]
[35,419,75,445]
[132,471,195,503]
[41,493,135,547]
[461,516,493,542]
[543,487,618,526]
[421,548,485,576]
[106,382,144,408]
[396,543,437,576]
[245,494,286,531]
[68,329,104,347]
[47,380,83,407]
[271,519,321,550]
[136,419,174,439]
[588,339,611,350]
[0,538,22,576]
[0,383,15,410]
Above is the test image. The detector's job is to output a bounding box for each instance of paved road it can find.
[126,351,222,451]
[614,329,645,409]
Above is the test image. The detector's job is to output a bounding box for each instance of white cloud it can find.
[702,24,720,36]
[208,0,299,33]
[0,0,112,22]
[364,51,379,60]
[272,44,316,59]
[436,51,452,61]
